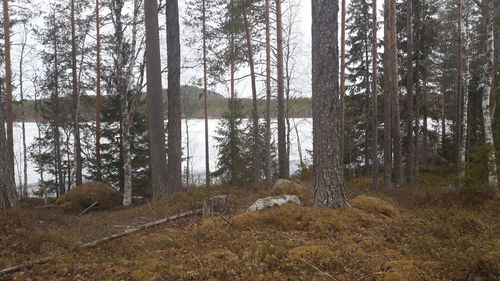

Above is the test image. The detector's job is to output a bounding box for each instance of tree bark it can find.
[146,0,168,198]
[2,0,15,190]
[71,0,83,187]
[414,0,421,182]
[371,0,379,188]
[390,0,402,186]
[95,0,102,181]
[166,0,183,193]
[242,1,261,190]
[202,0,210,187]
[0,0,17,209]
[454,0,463,187]
[481,0,498,187]
[460,6,470,179]
[312,0,348,209]
[264,0,272,183]
[276,0,288,179]
[383,0,393,190]
[19,28,28,197]
[340,0,346,157]
[406,0,415,185]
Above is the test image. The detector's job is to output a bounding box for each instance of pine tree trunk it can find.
[312,0,348,209]
[0,0,17,209]
[146,0,168,197]
[229,3,237,185]
[52,27,64,197]
[441,86,446,154]
[454,0,463,187]
[482,0,498,187]
[166,0,183,193]
[2,0,15,190]
[19,32,28,197]
[460,5,470,179]
[276,0,288,179]
[371,0,379,188]
[406,0,415,185]
[414,0,421,181]
[340,0,346,156]
[264,0,272,184]
[390,0,402,186]
[422,71,429,165]
[0,110,17,211]
[202,0,210,187]
[242,1,261,190]
[71,0,83,187]
[383,0,393,190]
[95,0,102,181]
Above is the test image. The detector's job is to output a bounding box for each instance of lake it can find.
[13,118,313,193]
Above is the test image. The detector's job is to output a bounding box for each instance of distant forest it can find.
[12,85,312,122]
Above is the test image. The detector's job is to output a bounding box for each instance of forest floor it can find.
[0,166,499,281]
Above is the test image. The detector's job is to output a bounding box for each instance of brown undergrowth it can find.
[0,169,498,281]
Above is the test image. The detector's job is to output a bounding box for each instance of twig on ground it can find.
[0,209,203,276]
[299,258,339,281]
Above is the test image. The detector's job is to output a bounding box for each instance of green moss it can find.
[56,182,122,213]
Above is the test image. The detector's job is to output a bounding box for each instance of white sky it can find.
[6,0,377,102]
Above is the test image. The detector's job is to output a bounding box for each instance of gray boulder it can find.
[247,195,301,212]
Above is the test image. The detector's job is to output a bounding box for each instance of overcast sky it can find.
[8,0,364,101]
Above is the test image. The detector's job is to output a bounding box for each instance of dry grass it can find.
[0,169,498,281]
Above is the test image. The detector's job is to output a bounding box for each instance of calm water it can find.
[13,118,313,193]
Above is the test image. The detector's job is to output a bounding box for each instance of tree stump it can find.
[203,195,229,217]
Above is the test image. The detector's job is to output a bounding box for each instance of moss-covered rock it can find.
[56,182,122,213]
[351,196,398,218]
[272,179,310,201]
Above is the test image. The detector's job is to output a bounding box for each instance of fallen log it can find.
[78,201,98,216]
[0,209,203,275]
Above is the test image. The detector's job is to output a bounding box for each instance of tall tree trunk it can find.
[52,22,65,197]
[202,0,210,187]
[454,0,463,187]
[482,0,498,187]
[242,1,261,190]
[441,86,446,154]
[383,0,393,190]
[276,0,288,179]
[0,0,17,210]
[371,0,379,188]
[422,71,429,164]
[2,0,14,189]
[0,110,17,211]
[460,6,470,179]
[146,0,168,198]
[390,0,402,186]
[166,0,183,193]
[229,2,237,185]
[95,0,102,181]
[340,0,346,156]
[364,39,371,170]
[312,0,348,209]
[19,29,28,197]
[264,0,272,183]
[71,0,83,186]
[406,0,415,185]
[414,0,421,181]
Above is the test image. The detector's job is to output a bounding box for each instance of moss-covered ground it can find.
[0,166,498,281]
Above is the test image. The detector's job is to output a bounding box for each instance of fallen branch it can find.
[0,209,202,275]
[78,201,98,216]
[299,258,339,281]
